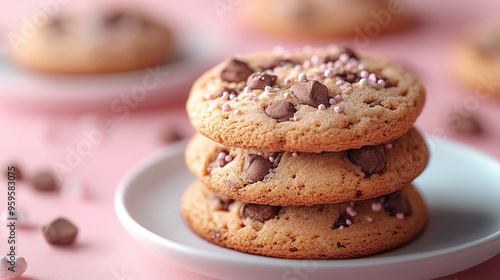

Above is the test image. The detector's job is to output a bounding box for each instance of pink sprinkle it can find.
[366,217,373,222]
[339,225,345,230]
[334,106,343,113]
[273,66,282,72]
[324,69,334,78]
[371,202,382,211]
[318,104,326,110]
[233,98,239,102]
[329,98,337,105]
[346,219,352,226]
[257,152,264,156]
[396,213,404,220]
[294,65,302,71]
[385,143,393,149]
[360,70,369,79]
[248,94,256,100]
[222,103,231,111]
[298,73,307,81]
[368,73,377,82]
[339,53,349,63]
[221,91,230,101]
[292,152,298,157]
[335,95,342,101]
[303,60,312,68]
[284,78,291,85]
[225,155,233,162]
[269,156,275,163]
[320,63,327,71]
[218,152,227,159]
[326,61,334,68]
[339,84,352,91]
[346,207,357,217]
[244,86,251,93]
[234,109,241,115]
[253,97,259,102]
[230,93,237,99]
[284,93,291,99]
[333,60,343,69]
[336,80,343,86]
[377,79,386,87]
[204,93,214,100]
[311,55,321,65]
[358,64,365,70]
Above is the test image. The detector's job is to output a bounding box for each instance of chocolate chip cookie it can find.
[185,127,429,206]
[453,21,500,96]
[181,181,428,259]
[186,46,425,152]
[10,9,174,74]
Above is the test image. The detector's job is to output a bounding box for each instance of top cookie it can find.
[186,46,425,152]
[11,9,174,74]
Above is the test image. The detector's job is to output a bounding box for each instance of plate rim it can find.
[115,137,500,271]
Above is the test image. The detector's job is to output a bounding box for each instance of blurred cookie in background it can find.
[241,0,409,38]
[9,8,174,74]
[452,22,500,97]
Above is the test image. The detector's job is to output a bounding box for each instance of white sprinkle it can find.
[234,109,241,115]
[385,143,393,149]
[359,78,368,85]
[377,79,386,87]
[396,213,405,220]
[324,69,334,78]
[265,86,272,93]
[339,225,345,230]
[298,73,307,82]
[334,106,343,113]
[318,104,326,110]
[346,207,357,217]
[346,219,352,226]
[292,116,298,121]
[269,156,275,163]
[366,217,373,222]
[248,94,256,100]
[204,93,214,100]
[360,70,369,78]
[222,103,231,111]
[335,95,342,101]
[258,152,264,156]
[244,86,252,93]
[229,93,237,100]
[292,152,298,157]
[284,78,291,85]
[329,98,337,105]
[368,73,377,82]
[371,202,382,211]
[221,91,230,101]
[225,155,233,162]
[284,93,291,99]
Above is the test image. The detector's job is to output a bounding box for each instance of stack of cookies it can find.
[182,46,429,259]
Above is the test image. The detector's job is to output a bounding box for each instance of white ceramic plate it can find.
[115,138,500,280]
[0,26,218,109]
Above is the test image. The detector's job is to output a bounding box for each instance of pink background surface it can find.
[1,0,500,279]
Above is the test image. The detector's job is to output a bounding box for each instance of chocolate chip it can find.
[336,71,360,83]
[265,102,296,122]
[347,147,386,176]
[243,154,273,182]
[42,218,78,245]
[446,111,482,134]
[368,101,382,107]
[333,211,355,229]
[240,203,280,222]
[30,171,58,191]
[220,59,254,83]
[383,191,410,216]
[342,47,358,60]
[207,150,230,173]
[291,81,330,108]
[289,247,298,252]
[356,190,363,197]
[247,72,277,90]
[215,194,234,211]
[160,126,183,144]
[261,58,296,70]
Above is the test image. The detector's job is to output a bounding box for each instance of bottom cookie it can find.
[181,181,428,259]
